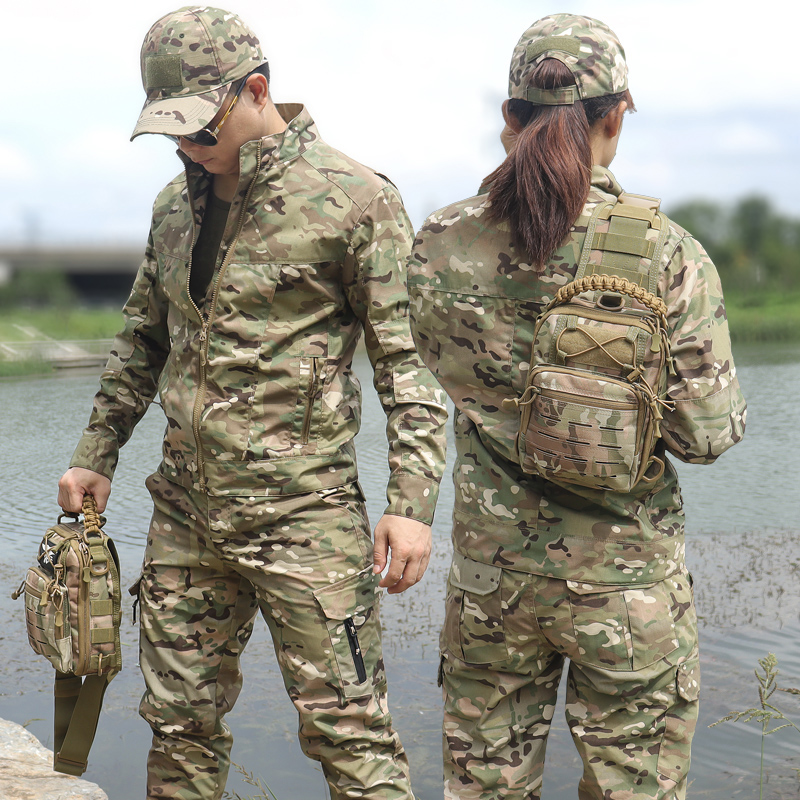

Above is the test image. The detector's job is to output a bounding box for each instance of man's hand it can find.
[372,514,432,595]
[57,467,112,513]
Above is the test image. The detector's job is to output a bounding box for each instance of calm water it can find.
[1,340,799,799]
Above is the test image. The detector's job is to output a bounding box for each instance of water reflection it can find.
[0,344,798,799]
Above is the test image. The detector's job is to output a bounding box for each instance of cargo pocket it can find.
[566,581,633,670]
[566,578,680,671]
[657,654,700,784]
[440,552,508,666]
[314,567,381,698]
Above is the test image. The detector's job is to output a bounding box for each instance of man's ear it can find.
[244,73,270,110]
[502,99,524,134]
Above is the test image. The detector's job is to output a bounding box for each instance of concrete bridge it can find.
[0,245,142,304]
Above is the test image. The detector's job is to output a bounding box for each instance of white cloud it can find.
[0,140,35,183]
[717,123,784,156]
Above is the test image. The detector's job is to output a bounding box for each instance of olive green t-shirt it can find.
[189,191,231,307]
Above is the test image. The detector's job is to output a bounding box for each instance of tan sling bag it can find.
[13,495,122,776]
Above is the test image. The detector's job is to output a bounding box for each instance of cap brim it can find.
[130,86,229,141]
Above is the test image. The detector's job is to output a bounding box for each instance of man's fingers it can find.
[373,527,388,574]
[379,551,410,590]
[57,468,111,514]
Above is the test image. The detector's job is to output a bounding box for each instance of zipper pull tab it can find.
[199,324,208,365]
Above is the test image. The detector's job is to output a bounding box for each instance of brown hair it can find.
[486,59,633,268]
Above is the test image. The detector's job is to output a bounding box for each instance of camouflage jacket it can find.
[408,166,746,582]
[71,104,448,524]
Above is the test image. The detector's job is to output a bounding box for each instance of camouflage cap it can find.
[132,6,263,140]
[509,14,628,105]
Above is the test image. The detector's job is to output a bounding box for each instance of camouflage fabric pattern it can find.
[407,165,746,584]
[509,14,628,102]
[133,6,263,139]
[72,103,448,525]
[22,521,121,677]
[519,367,653,491]
[137,473,414,800]
[440,551,699,799]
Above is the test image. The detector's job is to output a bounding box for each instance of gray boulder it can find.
[0,718,108,799]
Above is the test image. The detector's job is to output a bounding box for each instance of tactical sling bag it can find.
[507,193,674,493]
[13,495,122,776]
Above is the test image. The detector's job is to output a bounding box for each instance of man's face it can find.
[176,80,256,179]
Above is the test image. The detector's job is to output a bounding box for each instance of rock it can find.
[0,718,107,800]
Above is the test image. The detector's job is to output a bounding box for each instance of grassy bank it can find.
[0,308,122,341]
[0,295,797,378]
[726,291,800,343]
[0,308,121,378]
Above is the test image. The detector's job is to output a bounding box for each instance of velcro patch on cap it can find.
[144,54,184,90]
[527,36,582,60]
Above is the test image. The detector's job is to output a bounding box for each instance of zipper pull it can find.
[11,579,25,600]
[199,324,208,365]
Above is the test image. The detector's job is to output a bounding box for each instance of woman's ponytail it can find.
[486,58,630,269]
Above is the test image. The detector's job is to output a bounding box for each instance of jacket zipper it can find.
[344,617,367,684]
[300,358,321,445]
[191,142,263,491]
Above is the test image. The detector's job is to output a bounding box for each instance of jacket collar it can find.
[179,103,319,219]
[591,165,622,198]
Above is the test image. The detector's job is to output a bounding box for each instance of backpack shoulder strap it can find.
[576,193,671,297]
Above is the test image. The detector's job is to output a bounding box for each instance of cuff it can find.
[69,433,120,482]
[384,472,441,527]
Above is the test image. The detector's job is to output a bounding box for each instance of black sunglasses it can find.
[169,75,249,147]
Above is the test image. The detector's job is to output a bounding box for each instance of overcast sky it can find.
[2,0,798,246]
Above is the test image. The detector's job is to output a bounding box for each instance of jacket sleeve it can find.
[659,234,746,463]
[343,184,448,525]
[69,232,170,479]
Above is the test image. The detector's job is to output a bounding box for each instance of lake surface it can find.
[1,340,799,799]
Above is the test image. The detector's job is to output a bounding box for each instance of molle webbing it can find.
[577,193,670,294]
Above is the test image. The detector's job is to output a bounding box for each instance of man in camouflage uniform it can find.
[408,14,746,800]
[57,7,447,799]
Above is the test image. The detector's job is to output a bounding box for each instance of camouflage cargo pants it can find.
[440,552,699,800]
[134,472,413,800]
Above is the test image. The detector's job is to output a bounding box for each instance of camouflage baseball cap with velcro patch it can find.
[132,5,263,140]
[509,14,628,106]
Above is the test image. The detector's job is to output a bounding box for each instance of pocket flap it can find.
[449,552,501,595]
[566,579,658,596]
[314,567,378,621]
[677,657,700,702]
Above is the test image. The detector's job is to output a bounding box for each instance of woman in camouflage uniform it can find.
[408,14,746,800]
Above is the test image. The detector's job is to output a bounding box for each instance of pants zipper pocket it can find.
[344,617,367,683]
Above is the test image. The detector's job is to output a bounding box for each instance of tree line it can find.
[668,196,800,296]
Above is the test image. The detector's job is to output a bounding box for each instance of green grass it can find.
[0,359,53,378]
[0,308,122,342]
[0,308,121,378]
[726,291,800,342]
